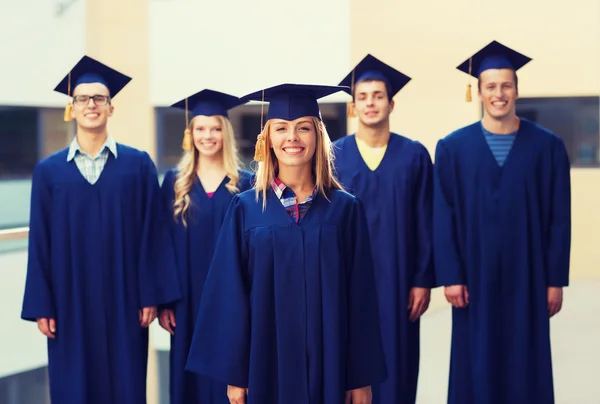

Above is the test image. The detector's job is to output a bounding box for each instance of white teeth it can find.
[492,102,507,106]
[284,148,302,153]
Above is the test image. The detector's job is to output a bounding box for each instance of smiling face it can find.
[353,79,394,127]
[191,115,224,158]
[268,116,317,170]
[71,82,113,131]
[478,68,519,121]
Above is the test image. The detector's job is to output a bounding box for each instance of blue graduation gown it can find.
[160,168,254,404]
[21,145,181,404]
[333,133,435,404]
[433,119,571,404]
[186,188,387,404]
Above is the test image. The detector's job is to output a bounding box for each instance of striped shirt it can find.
[67,135,118,184]
[481,121,517,166]
[271,178,317,223]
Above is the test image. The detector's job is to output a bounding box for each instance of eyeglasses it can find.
[73,95,110,106]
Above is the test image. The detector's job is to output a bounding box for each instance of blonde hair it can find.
[253,116,343,209]
[173,115,242,226]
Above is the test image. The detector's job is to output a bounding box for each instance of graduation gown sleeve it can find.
[412,145,435,288]
[433,139,465,286]
[546,137,571,287]
[345,198,387,390]
[137,154,180,309]
[185,194,250,388]
[21,162,55,321]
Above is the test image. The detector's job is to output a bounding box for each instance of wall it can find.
[0,248,47,379]
[0,0,85,107]
[348,0,600,284]
[149,0,352,106]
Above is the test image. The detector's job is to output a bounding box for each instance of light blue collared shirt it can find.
[67,135,118,184]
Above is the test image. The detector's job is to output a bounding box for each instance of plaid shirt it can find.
[271,178,317,223]
[67,135,117,184]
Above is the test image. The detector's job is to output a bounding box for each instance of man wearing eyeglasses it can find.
[21,56,180,404]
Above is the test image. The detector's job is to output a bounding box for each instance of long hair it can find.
[253,116,343,209]
[173,115,242,226]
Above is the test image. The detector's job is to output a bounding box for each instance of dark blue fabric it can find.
[433,118,571,404]
[186,188,387,404]
[333,133,435,404]
[21,145,181,404]
[160,168,254,404]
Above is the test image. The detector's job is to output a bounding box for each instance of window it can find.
[516,97,600,167]
[0,366,50,404]
[0,107,39,179]
[40,108,75,158]
[155,107,187,172]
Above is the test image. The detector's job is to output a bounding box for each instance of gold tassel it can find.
[181,98,192,150]
[254,134,266,162]
[254,90,266,161]
[466,57,473,103]
[64,72,72,121]
[182,128,192,151]
[64,101,73,122]
[347,101,356,117]
[348,68,356,117]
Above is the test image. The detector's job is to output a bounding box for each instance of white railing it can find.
[0,227,29,241]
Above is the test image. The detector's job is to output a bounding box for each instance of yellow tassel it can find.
[182,128,193,151]
[254,134,266,162]
[347,101,356,117]
[466,84,472,103]
[64,101,73,122]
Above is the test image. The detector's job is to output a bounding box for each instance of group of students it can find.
[20,39,571,404]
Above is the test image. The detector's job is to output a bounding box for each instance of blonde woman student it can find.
[185,84,387,404]
[158,89,253,404]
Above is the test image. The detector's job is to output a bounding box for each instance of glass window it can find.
[156,350,170,404]
[40,108,75,158]
[0,366,50,404]
[0,107,39,179]
[515,97,599,167]
[0,107,72,230]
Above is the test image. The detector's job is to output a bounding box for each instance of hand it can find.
[227,385,247,404]
[158,309,176,335]
[36,318,56,339]
[345,386,372,404]
[408,287,431,322]
[445,285,469,308]
[139,306,157,327]
[548,287,563,317]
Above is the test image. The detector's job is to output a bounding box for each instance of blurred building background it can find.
[0,0,598,402]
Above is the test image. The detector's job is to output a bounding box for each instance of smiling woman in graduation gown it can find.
[158,89,254,404]
[20,56,181,404]
[434,41,571,404]
[186,84,387,404]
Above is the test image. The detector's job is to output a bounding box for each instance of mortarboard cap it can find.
[457,41,532,102]
[170,89,245,118]
[171,89,246,151]
[241,83,348,122]
[338,54,411,116]
[54,55,132,121]
[241,83,347,162]
[339,54,411,98]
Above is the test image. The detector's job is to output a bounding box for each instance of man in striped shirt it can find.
[433,40,571,404]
